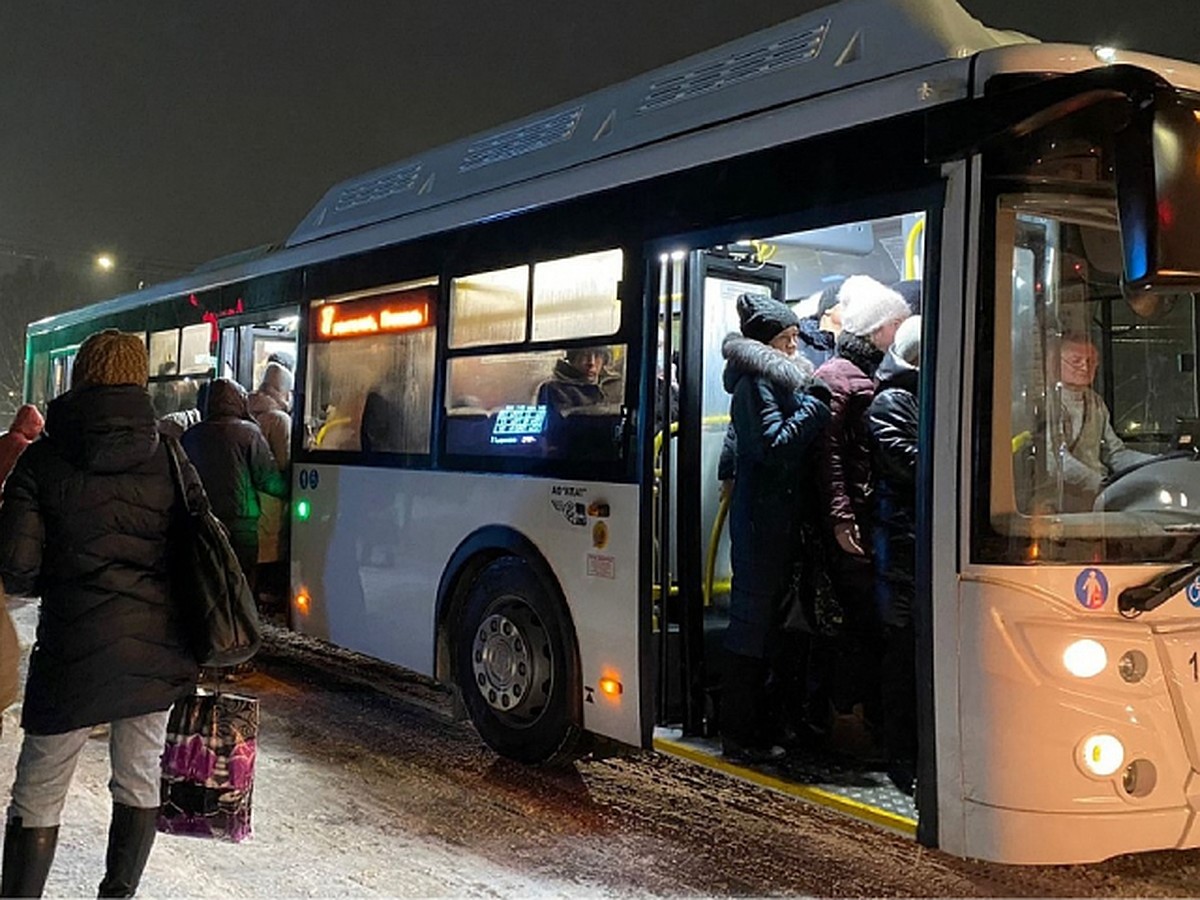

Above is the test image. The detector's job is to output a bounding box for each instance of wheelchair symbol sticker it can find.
[1075,568,1108,610]
[1187,576,1200,608]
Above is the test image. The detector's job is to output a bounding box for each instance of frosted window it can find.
[179,323,214,375]
[305,327,436,454]
[149,329,179,377]
[449,265,528,348]
[532,249,622,341]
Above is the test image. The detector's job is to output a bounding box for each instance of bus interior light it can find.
[1081,734,1125,777]
[1063,639,1107,678]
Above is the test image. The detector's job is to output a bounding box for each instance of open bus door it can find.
[216,310,300,392]
[652,248,784,737]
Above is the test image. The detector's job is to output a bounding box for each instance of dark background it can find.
[0,1,1194,408]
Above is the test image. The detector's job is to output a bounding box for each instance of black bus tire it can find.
[454,555,582,765]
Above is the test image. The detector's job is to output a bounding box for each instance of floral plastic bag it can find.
[158,688,258,843]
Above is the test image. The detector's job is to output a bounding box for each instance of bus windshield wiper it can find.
[1118,562,1200,615]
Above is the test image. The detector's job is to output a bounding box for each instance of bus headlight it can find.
[1080,733,1125,777]
[1063,639,1107,678]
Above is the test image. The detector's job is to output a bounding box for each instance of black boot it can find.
[1,818,59,898]
[720,653,784,763]
[96,804,158,898]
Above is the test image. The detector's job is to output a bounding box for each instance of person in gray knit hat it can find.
[0,329,198,897]
[718,293,830,763]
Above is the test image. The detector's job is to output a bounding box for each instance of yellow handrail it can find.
[651,415,734,607]
[904,218,926,281]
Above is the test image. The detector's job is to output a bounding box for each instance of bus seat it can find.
[444,407,493,455]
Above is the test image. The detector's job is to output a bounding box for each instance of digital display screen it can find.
[311,284,435,342]
[490,404,547,446]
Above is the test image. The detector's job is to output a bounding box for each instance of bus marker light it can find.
[599,677,623,697]
[295,498,312,521]
[1063,639,1107,678]
[294,590,311,616]
[1081,734,1124,777]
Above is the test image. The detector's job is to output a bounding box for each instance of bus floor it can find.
[652,726,918,836]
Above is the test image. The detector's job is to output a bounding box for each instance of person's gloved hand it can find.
[833,520,865,556]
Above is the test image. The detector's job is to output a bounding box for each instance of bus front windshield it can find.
[978,100,1200,565]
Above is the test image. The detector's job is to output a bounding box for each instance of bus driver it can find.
[1055,332,1153,510]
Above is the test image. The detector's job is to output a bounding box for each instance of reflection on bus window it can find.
[305,282,438,454]
[445,346,626,460]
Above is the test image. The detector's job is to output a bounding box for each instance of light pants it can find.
[7,710,169,828]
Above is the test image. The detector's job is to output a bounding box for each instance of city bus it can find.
[23,0,1200,865]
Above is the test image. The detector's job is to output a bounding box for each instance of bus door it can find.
[651,246,784,736]
[216,308,300,392]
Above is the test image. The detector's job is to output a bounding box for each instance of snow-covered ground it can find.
[4,600,1200,898]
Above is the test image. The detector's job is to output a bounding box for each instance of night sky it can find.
[0,0,1196,284]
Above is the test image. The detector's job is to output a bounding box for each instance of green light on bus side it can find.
[296,498,311,521]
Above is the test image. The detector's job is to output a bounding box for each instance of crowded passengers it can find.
[718,276,922,795]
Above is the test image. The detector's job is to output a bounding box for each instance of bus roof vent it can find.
[459,106,584,173]
[333,162,424,213]
[638,22,829,114]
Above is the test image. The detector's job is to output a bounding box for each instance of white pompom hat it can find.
[838,275,910,338]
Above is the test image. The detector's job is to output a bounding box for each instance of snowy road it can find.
[5,601,1200,898]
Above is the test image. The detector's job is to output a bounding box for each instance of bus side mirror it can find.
[1116,93,1200,293]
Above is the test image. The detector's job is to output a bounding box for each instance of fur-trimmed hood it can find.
[722,333,814,394]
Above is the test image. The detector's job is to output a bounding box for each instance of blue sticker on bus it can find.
[1075,568,1108,610]
[1186,575,1200,608]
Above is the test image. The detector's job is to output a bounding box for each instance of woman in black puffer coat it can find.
[0,330,199,898]
[721,294,830,763]
[867,316,922,793]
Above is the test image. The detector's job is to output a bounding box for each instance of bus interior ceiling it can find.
[653,211,924,830]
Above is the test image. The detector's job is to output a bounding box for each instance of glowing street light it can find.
[95,253,115,272]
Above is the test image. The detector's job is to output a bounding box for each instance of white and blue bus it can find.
[25,0,1200,864]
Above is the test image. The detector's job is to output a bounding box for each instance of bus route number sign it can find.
[298,469,320,490]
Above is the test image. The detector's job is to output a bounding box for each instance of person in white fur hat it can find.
[810,275,909,758]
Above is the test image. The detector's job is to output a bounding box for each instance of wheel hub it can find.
[472,612,533,712]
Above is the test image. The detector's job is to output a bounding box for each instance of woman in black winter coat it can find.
[0,330,199,898]
[866,315,922,793]
[721,294,831,763]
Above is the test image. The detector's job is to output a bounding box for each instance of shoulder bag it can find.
[163,436,262,667]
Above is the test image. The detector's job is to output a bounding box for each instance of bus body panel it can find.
[289,464,642,746]
[956,569,1200,862]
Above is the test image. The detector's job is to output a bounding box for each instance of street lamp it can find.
[95,253,115,272]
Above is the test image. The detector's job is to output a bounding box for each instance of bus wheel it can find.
[455,556,581,765]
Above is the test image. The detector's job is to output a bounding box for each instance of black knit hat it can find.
[736,293,799,344]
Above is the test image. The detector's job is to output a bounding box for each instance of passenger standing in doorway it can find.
[247,362,293,618]
[0,330,197,898]
[181,378,287,591]
[720,294,831,763]
[866,315,922,795]
[812,275,910,755]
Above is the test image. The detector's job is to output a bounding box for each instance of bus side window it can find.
[305,283,438,455]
